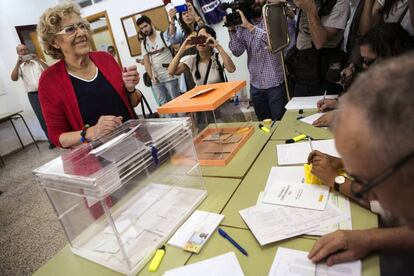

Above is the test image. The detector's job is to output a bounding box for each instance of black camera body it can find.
[220,0,254,27]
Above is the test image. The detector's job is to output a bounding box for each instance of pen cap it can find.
[148,246,166,272]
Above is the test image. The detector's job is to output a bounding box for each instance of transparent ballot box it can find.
[158,81,254,167]
[33,119,207,275]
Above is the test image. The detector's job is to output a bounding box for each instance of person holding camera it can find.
[168,26,235,85]
[136,15,180,107]
[286,0,350,96]
[227,2,287,121]
[10,44,54,149]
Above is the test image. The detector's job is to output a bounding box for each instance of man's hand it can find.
[312,111,335,127]
[317,98,338,112]
[308,150,340,186]
[237,10,255,31]
[308,230,373,266]
[293,0,316,10]
[122,65,140,92]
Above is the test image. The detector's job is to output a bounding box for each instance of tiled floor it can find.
[0,142,66,276]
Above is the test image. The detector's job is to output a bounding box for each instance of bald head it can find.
[16,44,29,56]
[335,52,414,227]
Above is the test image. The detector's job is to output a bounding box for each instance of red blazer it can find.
[38,51,136,147]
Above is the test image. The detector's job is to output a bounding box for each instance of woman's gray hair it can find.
[36,1,83,60]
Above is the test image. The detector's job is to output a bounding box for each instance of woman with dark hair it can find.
[166,2,205,46]
[359,23,414,69]
[168,26,235,85]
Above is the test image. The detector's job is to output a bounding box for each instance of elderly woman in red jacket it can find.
[37,2,142,148]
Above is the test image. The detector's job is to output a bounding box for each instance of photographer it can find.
[284,0,350,96]
[226,1,287,121]
[10,44,54,149]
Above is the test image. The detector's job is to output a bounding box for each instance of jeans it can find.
[27,91,50,141]
[152,79,181,106]
[250,83,287,121]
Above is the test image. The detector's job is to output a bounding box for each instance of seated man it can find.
[307,53,414,275]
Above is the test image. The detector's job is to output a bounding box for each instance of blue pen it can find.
[218,228,248,256]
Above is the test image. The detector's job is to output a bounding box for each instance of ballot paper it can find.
[277,139,340,165]
[163,252,244,276]
[268,247,361,276]
[168,210,224,253]
[239,202,346,246]
[285,95,338,110]
[306,191,352,236]
[262,167,329,211]
[299,113,324,126]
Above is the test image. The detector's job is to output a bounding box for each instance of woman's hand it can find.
[122,66,140,92]
[87,115,123,140]
[179,36,196,54]
[206,36,219,48]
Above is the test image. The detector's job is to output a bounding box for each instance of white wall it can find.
[0,0,250,155]
[0,0,58,155]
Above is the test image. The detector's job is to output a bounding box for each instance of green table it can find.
[34,177,240,276]
[187,226,379,276]
[198,122,278,179]
[271,109,333,141]
[221,141,379,231]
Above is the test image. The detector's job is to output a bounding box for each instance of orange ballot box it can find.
[158,81,254,167]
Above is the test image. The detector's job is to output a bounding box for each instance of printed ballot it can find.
[262,167,329,211]
[277,139,340,165]
[168,210,223,253]
[239,202,346,246]
[163,252,244,276]
[268,247,361,276]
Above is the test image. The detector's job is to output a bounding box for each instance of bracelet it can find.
[80,124,90,143]
[126,87,136,94]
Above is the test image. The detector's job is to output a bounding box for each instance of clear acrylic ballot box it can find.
[158,81,254,167]
[33,118,207,275]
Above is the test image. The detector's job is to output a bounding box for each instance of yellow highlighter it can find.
[304,164,322,185]
[148,246,165,272]
[285,134,307,144]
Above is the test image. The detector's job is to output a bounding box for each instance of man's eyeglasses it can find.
[55,22,90,36]
[350,151,414,199]
[362,58,377,67]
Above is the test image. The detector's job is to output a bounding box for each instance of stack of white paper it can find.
[276,139,340,165]
[268,247,361,276]
[163,252,244,276]
[299,113,324,125]
[239,202,346,246]
[285,95,338,110]
[306,192,352,236]
[262,167,329,211]
[168,210,223,249]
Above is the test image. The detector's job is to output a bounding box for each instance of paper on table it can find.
[163,252,244,276]
[277,139,340,165]
[285,95,338,110]
[239,202,346,246]
[268,247,361,276]
[168,210,224,249]
[262,167,329,211]
[299,113,324,126]
[306,191,352,236]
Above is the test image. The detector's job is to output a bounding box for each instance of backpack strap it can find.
[203,58,213,85]
[161,30,175,57]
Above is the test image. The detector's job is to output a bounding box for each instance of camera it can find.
[220,0,255,27]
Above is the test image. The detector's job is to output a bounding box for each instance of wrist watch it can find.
[334,175,346,192]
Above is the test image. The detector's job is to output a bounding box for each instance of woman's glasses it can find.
[55,22,90,36]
